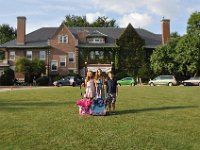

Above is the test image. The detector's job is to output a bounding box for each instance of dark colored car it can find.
[182,77,200,86]
[53,76,82,87]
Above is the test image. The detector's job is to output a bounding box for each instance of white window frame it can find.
[39,51,46,60]
[68,52,75,63]
[51,61,58,71]
[26,51,32,60]
[88,37,104,44]
[59,55,66,67]
[9,51,15,60]
[58,35,68,44]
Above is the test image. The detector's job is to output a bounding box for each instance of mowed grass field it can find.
[0,86,200,150]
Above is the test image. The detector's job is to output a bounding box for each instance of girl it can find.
[95,69,105,98]
[85,71,96,99]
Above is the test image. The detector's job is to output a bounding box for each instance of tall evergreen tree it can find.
[116,23,145,76]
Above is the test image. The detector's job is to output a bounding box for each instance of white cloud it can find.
[86,12,102,23]
[91,0,186,18]
[91,0,142,14]
[144,0,182,18]
[118,13,152,28]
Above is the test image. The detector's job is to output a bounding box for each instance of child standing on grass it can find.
[95,69,105,98]
[85,71,96,99]
[106,72,118,114]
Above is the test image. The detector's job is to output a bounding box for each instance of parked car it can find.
[117,77,135,86]
[182,77,200,86]
[53,76,82,87]
[149,75,177,86]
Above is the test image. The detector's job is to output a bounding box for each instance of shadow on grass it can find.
[0,100,74,112]
[115,106,198,115]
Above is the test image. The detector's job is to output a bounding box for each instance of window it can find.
[58,35,68,43]
[90,51,95,60]
[26,51,32,60]
[39,51,46,60]
[68,52,75,63]
[51,61,58,71]
[88,38,104,44]
[60,56,66,67]
[9,51,15,60]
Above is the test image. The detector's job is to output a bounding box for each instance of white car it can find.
[182,77,200,86]
[149,75,177,86]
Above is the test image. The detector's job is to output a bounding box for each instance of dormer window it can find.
[86,30,107,44]
[58,35,68,44]
[88,38,105,44]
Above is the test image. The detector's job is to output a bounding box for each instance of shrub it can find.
[53,75,63,82]
[0,68,15,86]
[36,76,49,86]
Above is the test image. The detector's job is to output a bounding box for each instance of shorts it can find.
[106,93,116,104]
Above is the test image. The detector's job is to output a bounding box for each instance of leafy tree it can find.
[150,33,181,75]
[174,11,200,77]
[175,34,200,76]
[187,11,200,36]
[15,57,31,75]
[0,24,16,59]
[16,57,46,83]
[116,23,145,76]
[0,24,16,44]
[64,15,117,27]
[64,15,89,27]
[32,59,46,76]
[91,16,117,27]
[0,68,15,85]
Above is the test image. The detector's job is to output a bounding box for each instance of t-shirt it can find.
[106,79,117,94]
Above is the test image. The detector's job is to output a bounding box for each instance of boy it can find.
[106,72,118,114]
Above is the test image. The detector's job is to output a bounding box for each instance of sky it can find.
[0,0,199,35]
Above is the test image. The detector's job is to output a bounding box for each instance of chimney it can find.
[17,16,26,45]
[161,16,170,45]
[77,30,89,44]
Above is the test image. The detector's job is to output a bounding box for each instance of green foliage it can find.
[65,15,88,27]
[175,34,200,76]
[64,15,117,27]
[16,57,46,83]
[0,24,16,59]
[150,42,177,75]
[187,11,200,35]
[0,24,16,44]
[32,59,46,76]
[36,76,49,86]
[116,23,145,76]
[15,57,31,75]
[53,75,63,82]
[91,16,117,27]
[0,68,15,85]
[151,11,200,77]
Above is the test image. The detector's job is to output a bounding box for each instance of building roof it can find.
[0,26,162,49]
[86,30,108,38]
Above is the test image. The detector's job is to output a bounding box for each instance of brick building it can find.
[0,16,170,79]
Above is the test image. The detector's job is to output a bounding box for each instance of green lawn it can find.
[0,86,200,150]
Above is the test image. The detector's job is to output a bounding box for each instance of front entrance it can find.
[80,63,113,77]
